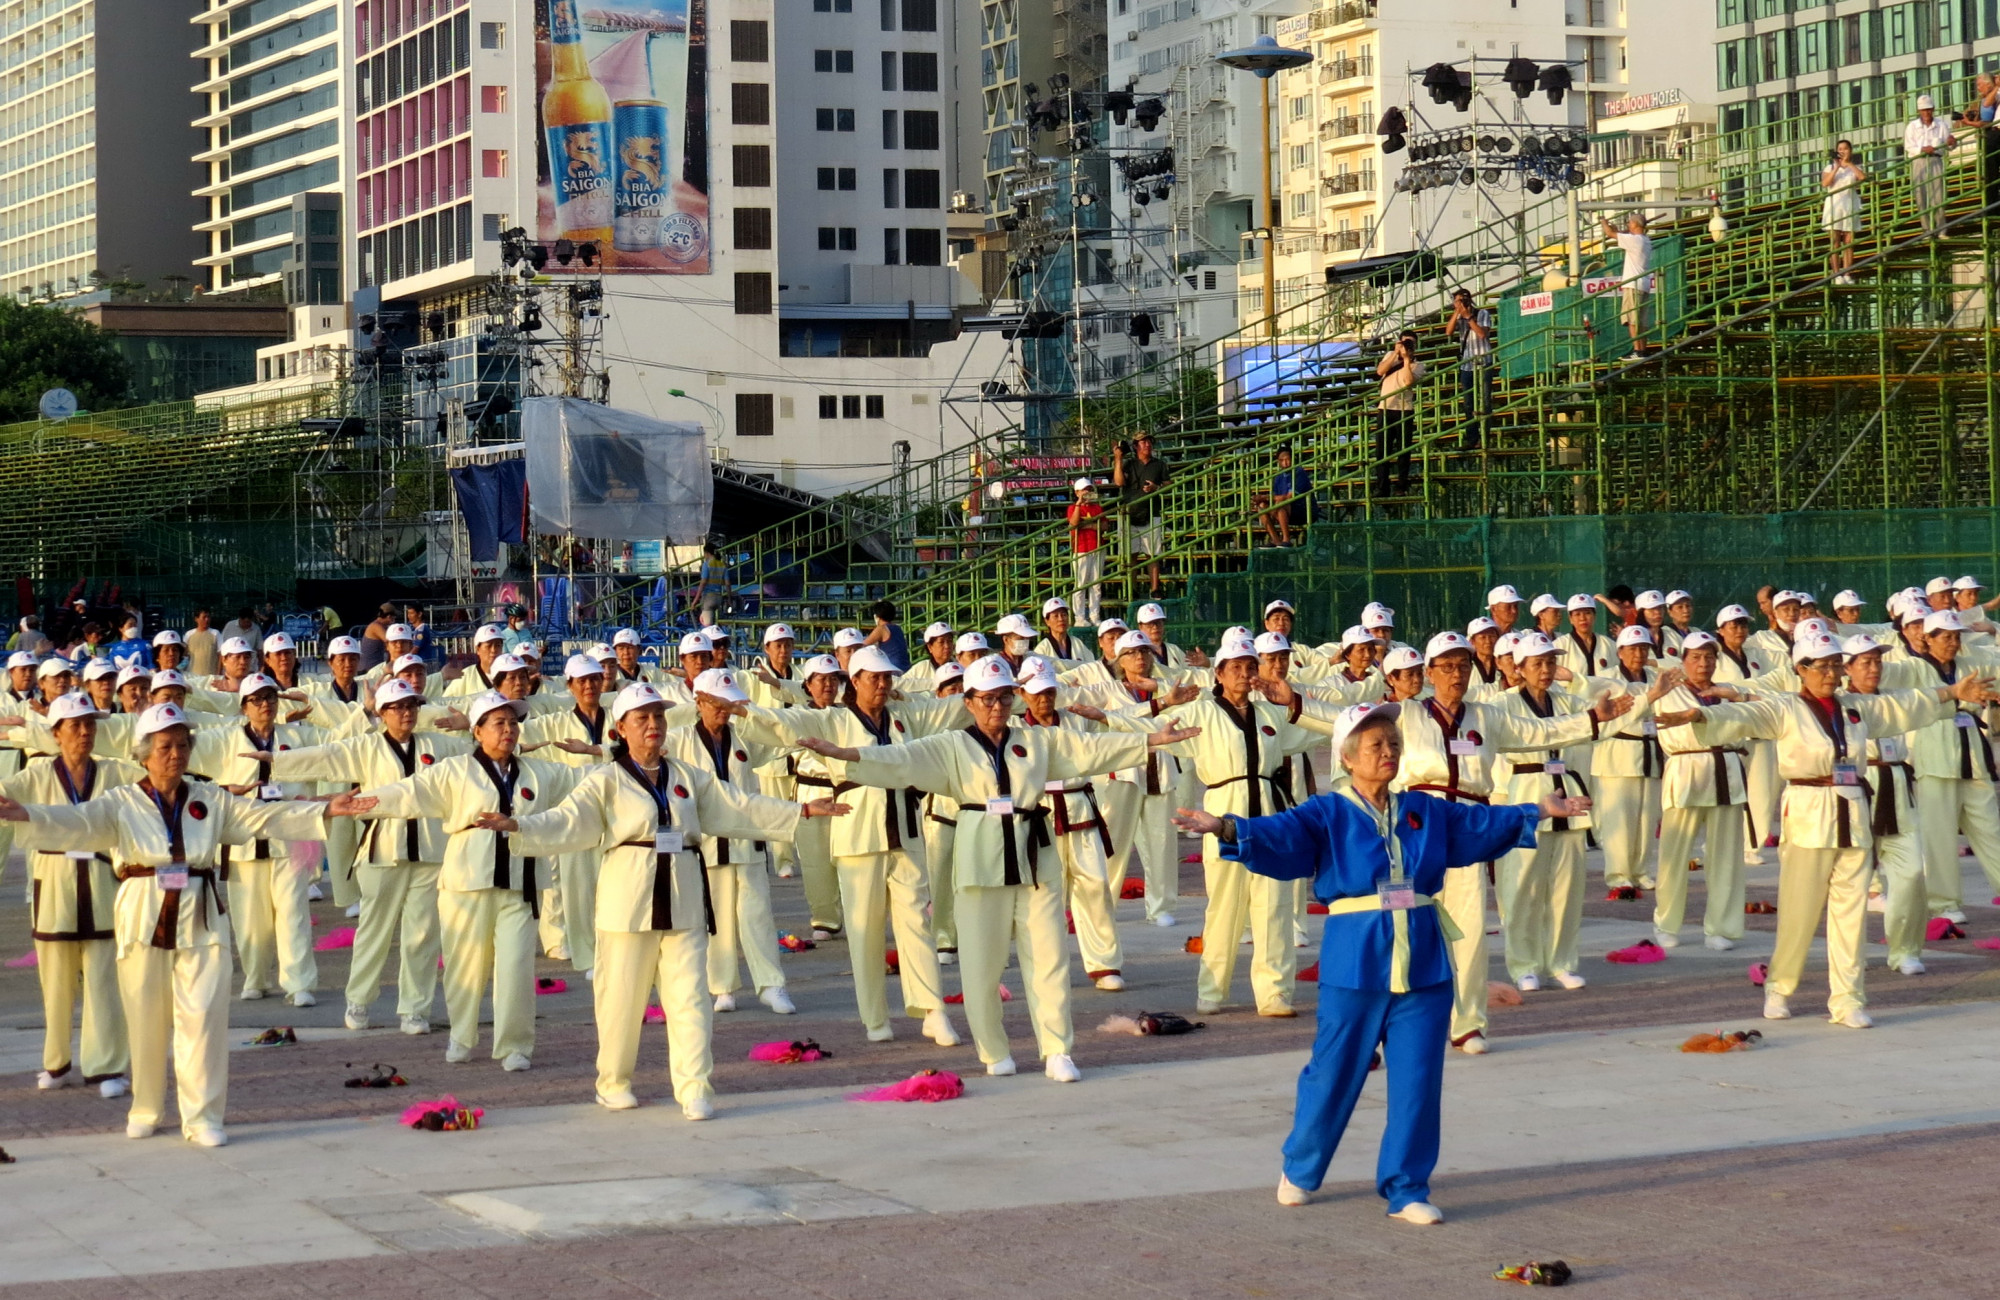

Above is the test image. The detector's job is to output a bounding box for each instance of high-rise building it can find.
[0,0,206,300]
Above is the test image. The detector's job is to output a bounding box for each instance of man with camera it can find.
[1374,332,1424,498]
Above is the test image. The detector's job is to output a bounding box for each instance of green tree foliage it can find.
[0,298,132,422]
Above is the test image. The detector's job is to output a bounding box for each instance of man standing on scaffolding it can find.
[1113,432,1170,599]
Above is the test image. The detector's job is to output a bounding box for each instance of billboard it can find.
[536,0,710,274]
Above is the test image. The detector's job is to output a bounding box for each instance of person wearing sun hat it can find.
[1034,596,1088,665]
[442,624,509,699]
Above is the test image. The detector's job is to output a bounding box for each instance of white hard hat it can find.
[1382,647,1424,673]
[1253,631,1292,655]
[762,622,796,644]
[1680,630,1719,651]
[1331,700,1401,756]
[1634,590,1666,610]
[1424,631,1472,662]
[832,627,868,649]
[236,672,280,698]
[608,682,666,724]
[803,653,844,678]
[374,678,424,708]
[693,667,750,702]
[1615,625,1654,648]
[955,632,990,654]
[151,630,183,647]
[47,692,106,724]
[613,627,643,647]
[963,656,1018,692]
[466,689,530,726]
[1512,631,1558,658]
[1487,584,1521,606]
[262,632,296,653]
[923,621,955,642]
[1041,596,1069,616]
[1529,594,1563,615]
[1135,603,1167,625]
[847,645,901,676]
[564,653,605,680]
[134,702,190,738]
[327,635,362,657]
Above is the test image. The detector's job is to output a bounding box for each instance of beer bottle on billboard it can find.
[542,0,613,245]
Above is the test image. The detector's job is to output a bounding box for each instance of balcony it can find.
[1321,171,1374,196]
[1317,114,1363,139]
[1324,230,1366,252]
[1308,0,1377,30]
[1317,55,1371,83]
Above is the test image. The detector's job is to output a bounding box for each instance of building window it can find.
[900,52,938,92]
[901,0,938,32]
[732,83,771,125]
[737,393,776,436]
[841,394,862,418]
[902,110,939,150]
[1288,190,1311,218]
[902,168,940,208]
[817,108,856,131]
[480,85,507,112]
[1288,94,1308,120]
[482,149,507,177]
[819,395,839,418]
[731,21,769,61]
[813,0,854,10]
[881,0,896,29]
[734,272,773,314]
[818,226,858,249]
[865,394,886,418]
[882,109,900,148]
[882,168,901,207]
[905,227,942,265]
[734,207,773,249]
[817,166,859,190]
[815,48,854,72]
[733,144,772,186]
[884,228,902,264]
[478,21,505,48]
[881,50,898,90]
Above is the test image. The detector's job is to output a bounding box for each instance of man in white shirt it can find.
[1600,213,1653,359]
[1905,94,1958,236]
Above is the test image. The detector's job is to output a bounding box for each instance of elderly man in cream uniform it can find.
[516,653,620,975]
[1486,583,1524,637]
[1594,625,1673,895]
[1648,630,1755,950]
[1712,602,1780,864]
[1080,628,1200,929]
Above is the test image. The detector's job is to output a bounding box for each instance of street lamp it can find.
[1215,34,1314,348]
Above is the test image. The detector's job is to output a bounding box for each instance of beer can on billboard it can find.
[614,98,670,253]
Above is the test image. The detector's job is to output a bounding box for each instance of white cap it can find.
[115,664,151,688]
[1253,631,1292,655]
[1073,476,1094,492]
[385,623,416,642]
[1918,93,1937,110]
[803,653,844,678]
[81,658,117,681]
[1529,594,1563,615]
[1339,625,1374,651]
[473,624,506,645]
[963,656,1018,692]
[1018,654,1053,679]
[1042,597,1069,616]
[236,672,280,698]
[693,667,750,702]
[512,641,540,662]
[609,682,666,724]
[1715,604,1752,625]
[151,630,183,647]
[1615,625,1654,648]
[1494,632,1520,658]
[1331,700,1401,756]
[1361,605,1395,631]
[1223,625,1253,643]
[47,692,106,724]
[1772,590,1802,607]
[934,661,965,686]
[1096,618,1128,636]
[922,621,955,642]
[955,632,990,654]
[262,632,296,653]
[1833,589,1865,609]
[1214,638,1259,664]
[466,689,529,726]
[1263,599,1296,616]
[995,614,1035,640]
[1020,667,1059,694]
[1926,576,1953,595]
[1841,634,1888,659]
[1512,631,1558,658]
[701,624,731,643]
[1680,630,1719,652]
[1135,603,1167,625]
[1635,590,1666,610]
[1424,631,1472,663]
[832,627,868,649]
[218,636,253,657]
[613,627,643,647]
[678,632,711,657]
[1795,617,1834,640]
[374,678,424,708]
[150,668,187,689]
[1566,593,1597,612]
[5,651,35,670]
[848,645,901,676]
[1487,584,1521,606]
[762,622,796,644]
[1924,609,1968,635]
[1665,589,1692,605]
[327,635,362,657]
[1466,616,1499,638]
[1791,632,1840,664]
[1382,647,1424,673]
[1115,630,1153,655]
[1796,592,1818,607]
[35,658,71,679]
[588,642,617,662]
[563,653,605,680]
[489,653,529,676]
[1956,575,1983,591]
[134,702,190,738]
[393,652,426,674]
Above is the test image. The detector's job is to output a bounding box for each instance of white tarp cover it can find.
[521,396,712,543]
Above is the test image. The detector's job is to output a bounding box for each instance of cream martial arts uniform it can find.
[745,697,965,1037]
[17,780,331,1137]
[1715,641,1781,852]
[298,677,369,909]
[1158,689,1337,1013]
[1391,696,1604,1042]
[1556,627,1613,683]
[265,731,471,1024]
[1686,687,1948,1018]
[519,704,615,972]
[357,751,578,1061]
[1652,682,1753,942]
[191,721,326,1000]
[1594,666,1666,890]
[745,659,801,877]
[1494,684,1604,982]
[1882,653,2000,914]
[785,719,845,936]
[662,718,789,1000]
[1096,681,1191,922]
[831,724,1148,1065]
[1020,710,1125,980]
[509,755,802,1105]
[1032,630,1090,666]
[1,754,142,1084]
[1860,724,1927,969]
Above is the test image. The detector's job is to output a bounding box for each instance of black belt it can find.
[835,783,923,851]
[794,774,837,789]
[117,864,225,948]
[954,801,1053,886]
[1046,782,1114,857]
[1610,732,1668,778]
[615,838,717,934]
[1511,761,1587,831]
[1868,759,1916,838]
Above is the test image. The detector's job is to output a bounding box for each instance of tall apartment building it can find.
[0,0,205,300]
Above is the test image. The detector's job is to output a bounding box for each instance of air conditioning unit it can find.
[1126,29,1138,41]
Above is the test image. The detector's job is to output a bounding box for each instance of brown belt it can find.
[1785,776,1867,848]
[116,864,225,948]
[1409,783,1488,805]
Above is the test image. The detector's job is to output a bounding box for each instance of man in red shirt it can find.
[1067,477,1105,622]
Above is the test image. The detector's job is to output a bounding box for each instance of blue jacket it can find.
[1220,789,1539,992]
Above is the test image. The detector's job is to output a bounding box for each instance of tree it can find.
[0,298,132,422]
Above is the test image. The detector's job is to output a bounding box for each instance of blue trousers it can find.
[1281,980,1450,1212]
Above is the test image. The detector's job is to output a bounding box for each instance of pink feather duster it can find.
[313,926,356,951]
[851,1070,962,1102]
[1605,939,1667,964]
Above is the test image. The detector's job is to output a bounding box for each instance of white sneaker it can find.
[1454,1032,1489,1055]
[1552,970,1586,990]
[239,987,267,1001]
[1044,1053,1082,1083]
[1833,1008,1874,1029]
[1704,935,1736,951]
[400,1015,431,1035]
[595,1088,639,1111]
[187,1126,228,1148]
[681,1095,714,1121]
[584,968,594,982]
[501,1052,532,1071]
[344,902,361,918]
[760,987,796,1014]
[445,1041,474,1063]
[98,1077,129,1099]
[811,928,836,942]
[1639,876,1657,890]
[287,990,317,1008]
[125,1121,155,1139]
[1652,928,1681,948]
[1763,992,1792,1020]
[344,1003,369,1031]
[1897,958,1927,976]
[35,1069,73,1090]
[1516,972,1541,993]
[922,1008,962,1046]
[1943,908,1968,924]
[1094,973,1126,991]
[1153,913,1177,927]
[1276,1176,1311,1207]
[1391,1201,1445,1225]
[937,950,958,966]
[1194,999,1222,1015]
[306,883,324,901]
[866,1025,895,1043]
[986,1056,1018,1076]
[547,947,571,962]
[713,993,737,1013]
[1743,851,1765,867]
[1865,894,1887,914]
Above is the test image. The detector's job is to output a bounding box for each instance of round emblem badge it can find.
[658,212,707,265]
[1011,744,1027,757]
[188,801,208,820]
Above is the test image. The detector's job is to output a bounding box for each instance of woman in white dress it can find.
[1821,139,1866,284]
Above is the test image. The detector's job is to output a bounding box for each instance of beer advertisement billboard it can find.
[535,0,710,273]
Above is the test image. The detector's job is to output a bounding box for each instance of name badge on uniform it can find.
[1544,760,1567,776]
[158,866,189,892]
[258,782,284,801]
[1832,762,1859,787]
[1448,739,1478,756]
[65,850,93,861]
[657,830,686,854]
[1044,780,1066,794]
[1642,717,1658,736]
[986,796,1015,816]
[1377,879,1417,910]
[1956,713,1978,728]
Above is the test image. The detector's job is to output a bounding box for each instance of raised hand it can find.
[1254,674,1297,707]
[472,811,518,833]
[1171,807,1224,836]
[797,735,861,763]
[1185,649,1210,668]
[1148,724,1200,747]
[1065,703,1108,722]
[802,798,851,819]
[1539,793,1591,819]
[326,793,378,818]
[1591,691,1636,722]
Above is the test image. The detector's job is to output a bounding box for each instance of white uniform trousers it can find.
[1057,827,1122,977]
[834,850,946,1034]
[1874,832,1928,968]
[537,863,569,959]
[325,814,361,909]
[795,813,843,933]
[1594,774,1660,888]
[706,853,786,995]
[1915,775,2000,914]
[226,855,317,998]
[1769,843,1870,1019]
[758,760,798,876]
[438,887,538,1060]
[1196,838,1297,1012]
[36,936,127,1080]
[1746,741,1780,853]
[1497,831,1586,981]
[922,815,957,951]
[593,927,713,1104]
[1653,805,1748,939]
[345,861,442,1019]
[956,876,1072,1064]
[118,941,230,1136]
[1102,782,1179,921]
[1439,864,1491,1042]
[556,851,599,973]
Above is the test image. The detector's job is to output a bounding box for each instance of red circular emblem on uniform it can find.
[734,750,747,762]
[521,788,535,801]
[1466,729,1484,746]
[188,801,208,820]
[1011,744,1027,757]
[1405,811,1422,830]
[673,784,689,798]
[419,752,434,765]
[1846,708,1861,724]
[1260,725,1276,736]
[893,720,906,732]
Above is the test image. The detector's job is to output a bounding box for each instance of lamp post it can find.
[1216,34,1314,349]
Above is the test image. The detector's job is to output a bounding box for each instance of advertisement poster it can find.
[536,0,710,273]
